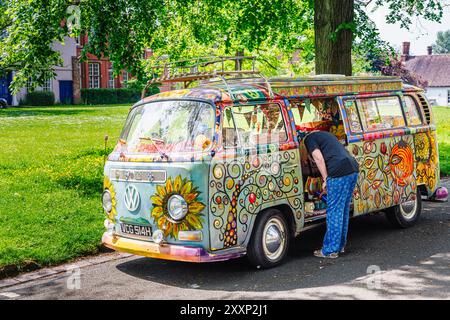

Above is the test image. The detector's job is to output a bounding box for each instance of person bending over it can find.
[304,131,359,258]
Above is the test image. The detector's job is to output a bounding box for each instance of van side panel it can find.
[414,131,440,196]
[208,148,303,251]
[412,93,440,196]
[349,136,417,216]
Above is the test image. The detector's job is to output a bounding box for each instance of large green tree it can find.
[0,0,445,92]
[432,29,450,54]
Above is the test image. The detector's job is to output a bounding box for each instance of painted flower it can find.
[389,139,414,187]
[104,176,117,221]
[151,175,205,239]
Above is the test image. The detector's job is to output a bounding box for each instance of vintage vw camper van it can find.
[101,57,446,268]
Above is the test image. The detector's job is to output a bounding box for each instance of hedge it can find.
[23,91,55,106]
[81,87,159,105]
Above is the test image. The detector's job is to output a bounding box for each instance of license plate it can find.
[120,223,152,237]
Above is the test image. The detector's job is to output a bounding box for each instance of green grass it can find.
[0,105,130,273]
[433,106,450,176]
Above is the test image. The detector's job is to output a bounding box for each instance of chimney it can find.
[427,46,433,55]
[401,42,411,62]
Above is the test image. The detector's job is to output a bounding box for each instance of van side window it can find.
[222,108,238,147]
[358,96,405,131]
[222,104,287,147]
[404,96,423,126]
[343,100,363,133]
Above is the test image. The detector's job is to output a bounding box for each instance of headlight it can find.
[102,190,112,213]
[167,195,188,221]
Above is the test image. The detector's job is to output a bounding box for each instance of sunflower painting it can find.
[104,176,117,221]
[151,175,205,239]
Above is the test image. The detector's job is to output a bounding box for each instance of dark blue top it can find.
[304,131,359,178]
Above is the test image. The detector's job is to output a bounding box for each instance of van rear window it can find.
[404,96,423,126]
[357,96,405,131]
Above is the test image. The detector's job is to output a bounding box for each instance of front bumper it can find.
[102,232,246,263]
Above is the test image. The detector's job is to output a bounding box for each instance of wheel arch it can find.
[247,204,297,243]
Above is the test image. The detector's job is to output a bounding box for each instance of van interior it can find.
[289,98,347,222]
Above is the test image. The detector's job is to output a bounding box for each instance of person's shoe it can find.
[340,248,345,254]
[314,249,339,259]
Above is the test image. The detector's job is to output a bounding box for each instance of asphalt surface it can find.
[1,182,449,300]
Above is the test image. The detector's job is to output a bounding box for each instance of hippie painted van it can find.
[101,57,447,268]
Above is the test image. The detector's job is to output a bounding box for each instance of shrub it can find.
[23,91,55,106]
[81,87,159,105]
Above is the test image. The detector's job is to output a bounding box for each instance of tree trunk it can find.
[314,0,354,76]
[235,50,245,71]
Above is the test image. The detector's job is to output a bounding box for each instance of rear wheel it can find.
[385,194,422,228]
[247,209,290,269]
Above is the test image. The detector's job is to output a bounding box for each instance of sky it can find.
[368,3,450,55]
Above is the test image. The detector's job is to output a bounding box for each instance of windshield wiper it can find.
[139,136,170,160]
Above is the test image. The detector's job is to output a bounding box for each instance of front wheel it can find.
[385,194,422,228]
[247,209,290,269]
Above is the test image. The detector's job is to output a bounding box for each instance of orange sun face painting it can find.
[389,139,414,187]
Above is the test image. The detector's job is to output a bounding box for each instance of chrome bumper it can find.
[102,232,246,263]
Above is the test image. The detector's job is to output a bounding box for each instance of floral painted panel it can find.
[414,131,439,194]
[150,175,205,239]
[209,149,303,250]
[350,136,417,215]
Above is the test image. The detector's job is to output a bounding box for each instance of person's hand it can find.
[322,178,327,194]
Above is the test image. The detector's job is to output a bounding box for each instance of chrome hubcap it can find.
[263,218,286,261]
[400,197,417,220]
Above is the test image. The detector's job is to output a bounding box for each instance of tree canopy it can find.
[0,0,445,93]
[432,29,450,54]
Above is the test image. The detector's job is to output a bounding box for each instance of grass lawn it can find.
[0,105,130,274]
[433,106,450,176]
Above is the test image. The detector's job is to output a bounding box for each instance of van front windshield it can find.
[119,100,215,156]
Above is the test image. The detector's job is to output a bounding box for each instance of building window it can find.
[42,79,52,92]
[88,63,100,88]
[448,90,450,105]
[122,71,129,87]
[26,78,33,92]
[108,68,114,88]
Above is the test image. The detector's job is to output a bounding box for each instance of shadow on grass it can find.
[0,107,99,118]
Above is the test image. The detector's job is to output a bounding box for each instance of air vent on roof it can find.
[417,94,432,125]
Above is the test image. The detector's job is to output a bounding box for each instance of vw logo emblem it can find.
[124,185,140,212]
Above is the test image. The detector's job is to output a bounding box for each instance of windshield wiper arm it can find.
[139,136,170,160]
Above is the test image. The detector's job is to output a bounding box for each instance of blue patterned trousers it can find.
[322,172,359,255]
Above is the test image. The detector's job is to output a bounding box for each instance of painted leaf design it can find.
[383,172,390,187]
[364,158,375,169]
[367,168,377,181]
[371,180,383,190]
[377,155,384,170]
[374,192,382,208]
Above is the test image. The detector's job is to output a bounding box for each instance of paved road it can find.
[1,186,449,300]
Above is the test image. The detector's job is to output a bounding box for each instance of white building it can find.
[402,42,450,106]
[11,37,78,106]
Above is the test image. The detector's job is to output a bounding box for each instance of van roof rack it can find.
[142,56,403,99]
[142,56,274,99]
